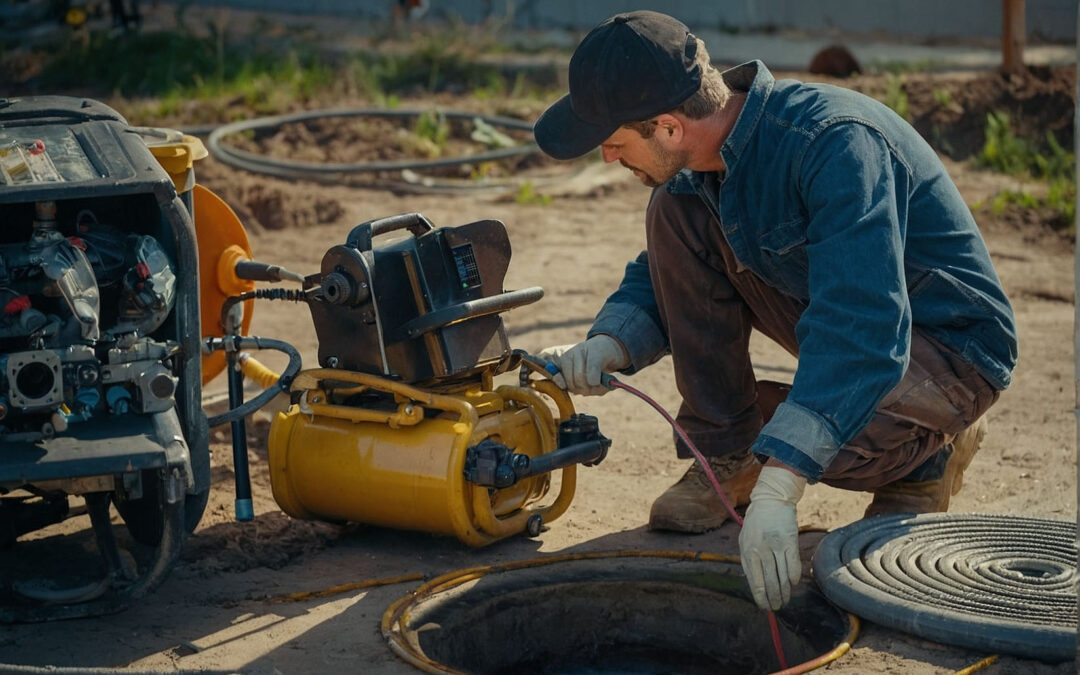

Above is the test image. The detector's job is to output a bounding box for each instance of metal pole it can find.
[1073,0,1079,663]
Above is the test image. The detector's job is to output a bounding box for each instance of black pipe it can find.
[227,356,254,522]
[512,439,610,479]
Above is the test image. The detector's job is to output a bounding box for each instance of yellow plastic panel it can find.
[193,184,255,385]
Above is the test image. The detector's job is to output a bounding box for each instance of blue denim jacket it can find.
[588,61,1017,481]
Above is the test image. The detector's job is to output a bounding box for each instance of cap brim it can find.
[533,94,618,161]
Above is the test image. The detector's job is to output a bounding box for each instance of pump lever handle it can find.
[399,287,544,339]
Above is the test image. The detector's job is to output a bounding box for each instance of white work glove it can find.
[739,465,808,611]
[536,335,630,396]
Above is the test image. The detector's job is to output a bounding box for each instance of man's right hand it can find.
[536,335,630,396]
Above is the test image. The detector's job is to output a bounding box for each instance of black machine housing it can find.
[307,213,543,384]
[0,96,208,619]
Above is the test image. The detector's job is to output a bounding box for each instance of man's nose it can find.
[601,146,619,163]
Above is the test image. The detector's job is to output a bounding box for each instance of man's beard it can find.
[623,138,690,187]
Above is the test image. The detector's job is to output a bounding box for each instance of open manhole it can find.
[383,550,857,674]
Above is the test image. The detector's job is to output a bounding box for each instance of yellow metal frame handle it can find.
[466,380,579,540]
[290,368,479,428]
[299,389,425,428]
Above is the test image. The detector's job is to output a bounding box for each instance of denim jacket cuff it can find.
[588,302,668,374]
[751,401,841,482]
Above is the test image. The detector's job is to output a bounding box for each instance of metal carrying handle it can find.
[346,212,435,251]
[399,286,544,338]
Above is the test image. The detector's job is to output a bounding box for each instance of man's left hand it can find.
[739,465,808,611]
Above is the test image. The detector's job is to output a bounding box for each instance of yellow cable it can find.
[955,654,999,675]
[264,573,425,603]
[239,352,281,389]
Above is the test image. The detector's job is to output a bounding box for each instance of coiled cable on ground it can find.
[206,108,539,181]
[813,512,1077,662]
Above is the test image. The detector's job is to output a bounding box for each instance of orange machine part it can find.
[192,184,256,385]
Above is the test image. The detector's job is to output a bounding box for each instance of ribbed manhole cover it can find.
[383,550,857,674]
[813,513,1077,662]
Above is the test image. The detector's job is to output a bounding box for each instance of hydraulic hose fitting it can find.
[558,414,609,466]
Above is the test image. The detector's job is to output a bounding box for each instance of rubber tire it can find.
[115,471,210,544]
[112,469,166,546]
[182,487,210,534]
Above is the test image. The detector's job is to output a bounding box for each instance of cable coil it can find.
[812,512,1077,662]
[206,108,539,180]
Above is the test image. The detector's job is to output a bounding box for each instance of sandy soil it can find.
[0,27,1076,675]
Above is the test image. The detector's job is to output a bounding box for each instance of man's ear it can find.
[653,113,684,145]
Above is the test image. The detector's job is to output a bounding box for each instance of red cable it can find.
[608,377,789,671]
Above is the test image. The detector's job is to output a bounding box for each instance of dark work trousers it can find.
[646,187,999,491]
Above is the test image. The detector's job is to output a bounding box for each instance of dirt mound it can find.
[196,157,346,232]
[178,510,336,576]
[905,64,1076,160]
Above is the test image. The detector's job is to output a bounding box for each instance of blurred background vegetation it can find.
[1,2,1073,228]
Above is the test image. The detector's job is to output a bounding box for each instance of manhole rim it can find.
[382,548,859,675]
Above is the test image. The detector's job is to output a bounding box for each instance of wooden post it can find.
[1002,0,1026,72]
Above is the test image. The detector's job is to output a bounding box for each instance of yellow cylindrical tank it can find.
[267,369,577,547]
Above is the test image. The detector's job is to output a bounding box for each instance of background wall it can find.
[189,0,1077,42]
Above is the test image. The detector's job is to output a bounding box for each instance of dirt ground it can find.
[0,20,1077,675]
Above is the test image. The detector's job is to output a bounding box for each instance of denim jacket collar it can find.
[667,60,774,197]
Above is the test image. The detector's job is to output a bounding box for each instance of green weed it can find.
[932,88,952,106]
[978,111,1032,175]
[977,110,1075,230]
[19,19,553,113]
[414,109,449,152]
[868,59,938,76]
[884,73,910,121]
[514,181,551,206]
[989,184,1075,228]
[362,23,502,95]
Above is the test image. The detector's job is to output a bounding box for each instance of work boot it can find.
[864,416,988,518]
[649,452,761,533]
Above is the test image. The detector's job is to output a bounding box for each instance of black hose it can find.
[812,512,1077,662]
[203,336,302,428]
[206,108,539,180]
[219,288,310,339]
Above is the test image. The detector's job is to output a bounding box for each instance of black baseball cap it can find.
[534,11,702,160]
